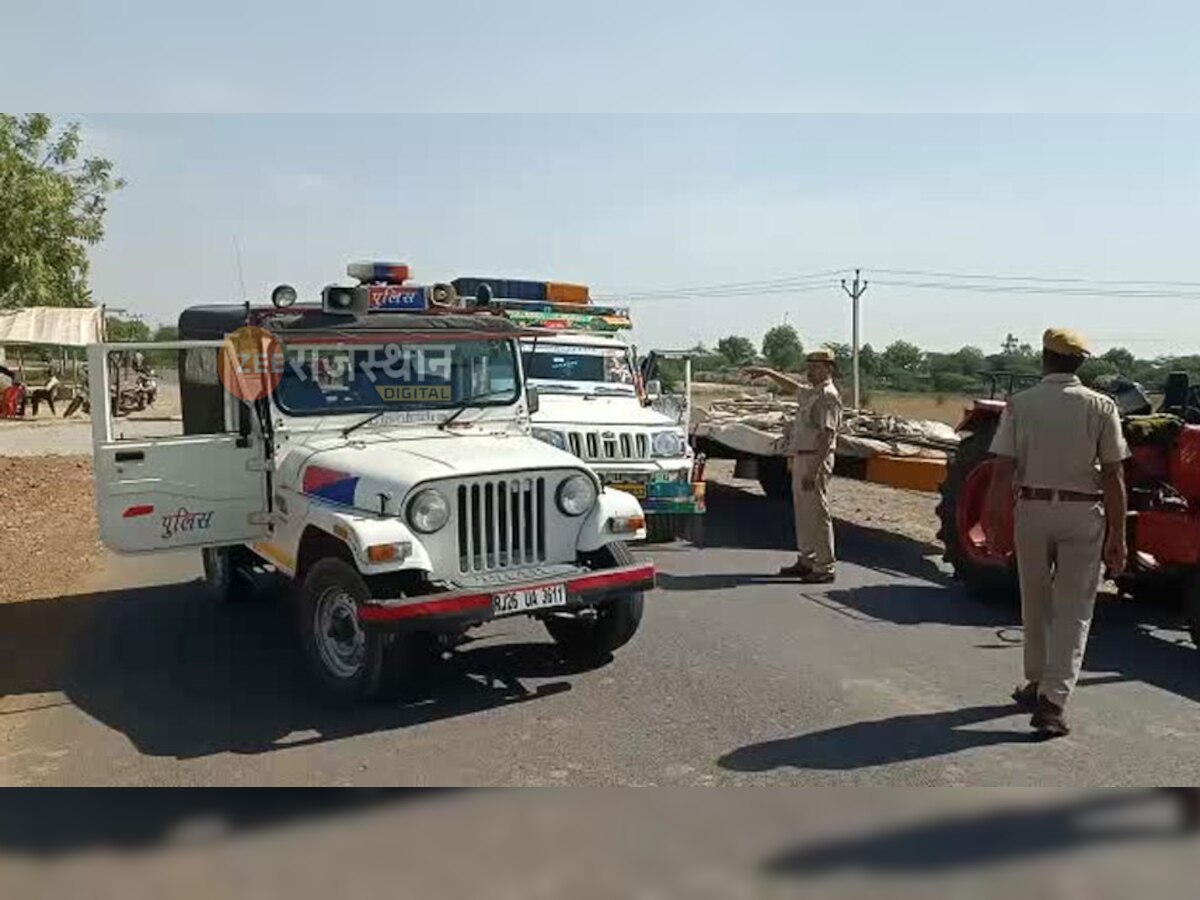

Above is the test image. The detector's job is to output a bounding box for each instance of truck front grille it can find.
[566,430,649,462]
[457,477,547,573]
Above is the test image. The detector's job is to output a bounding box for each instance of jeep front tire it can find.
[296,558,387,703]
[544,541,645,660]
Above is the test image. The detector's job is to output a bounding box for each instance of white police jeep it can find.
[88,264,654,702]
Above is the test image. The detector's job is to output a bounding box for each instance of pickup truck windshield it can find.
[274,337,519,416]
[522,343,636,388]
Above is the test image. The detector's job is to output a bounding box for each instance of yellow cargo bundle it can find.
[545,282,590,304]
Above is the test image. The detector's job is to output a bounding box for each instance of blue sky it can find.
[6,3,1200,355]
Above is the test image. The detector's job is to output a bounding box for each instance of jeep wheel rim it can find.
[314,586,365,679]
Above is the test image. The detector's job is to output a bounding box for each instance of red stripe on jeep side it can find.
[123,504,155,518]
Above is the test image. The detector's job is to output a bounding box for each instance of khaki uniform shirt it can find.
[990,373,1129,494]
[789,381,842,456]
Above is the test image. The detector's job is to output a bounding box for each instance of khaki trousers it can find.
[790,456,835,574]
[1013,498,1105,708]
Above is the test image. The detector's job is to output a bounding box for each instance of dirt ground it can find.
[0,456,101,603]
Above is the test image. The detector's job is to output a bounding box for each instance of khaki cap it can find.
[1043,328,1092,358]
[807,348,836,363]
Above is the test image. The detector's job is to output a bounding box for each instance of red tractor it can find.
[937,372,1200,650]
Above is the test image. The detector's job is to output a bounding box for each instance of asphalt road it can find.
[2,481,1198,786]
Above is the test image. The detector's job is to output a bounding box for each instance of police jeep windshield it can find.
[273,336,519,416]
[521,342,636,393]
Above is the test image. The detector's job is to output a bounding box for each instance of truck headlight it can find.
[531,428,567,451]
[407,488,450,533]
[556,474,597,517]
[651,430,686,458]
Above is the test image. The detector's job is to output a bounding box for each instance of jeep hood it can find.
[532,393,677,428]
[282,432,588,512]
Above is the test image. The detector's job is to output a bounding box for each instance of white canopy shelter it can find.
[0,307,105,347]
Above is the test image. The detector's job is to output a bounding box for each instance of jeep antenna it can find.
[233,235,249,316]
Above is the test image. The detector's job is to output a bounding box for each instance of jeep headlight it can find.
[407,488,450,533]
[556,474,597,517]
[531,428,567,451]
[651,430,687,458]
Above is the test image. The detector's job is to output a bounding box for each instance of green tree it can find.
[859,343,879,376]
[1078,358,1120,387]
[105,316,151,342]
[760,324,803,371]
[153,325,179,342]
[1102,347,1135,375]
[0,114,125,309]
[716,335,756,368]
[882,340,924,374]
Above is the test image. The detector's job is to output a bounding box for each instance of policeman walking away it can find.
[744,348,843,584]
[985,329,1129,738]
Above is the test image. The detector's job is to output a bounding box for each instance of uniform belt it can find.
[793,450,817,455]
[1018,487,1103,502]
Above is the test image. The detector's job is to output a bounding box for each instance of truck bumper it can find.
[357,561,656,629]
[641,481,706,516]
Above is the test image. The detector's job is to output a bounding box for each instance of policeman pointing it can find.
[744,348,843,583]
[985,328,1129,738]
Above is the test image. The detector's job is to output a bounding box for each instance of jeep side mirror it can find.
[527,386,540,414]
[645,380,662,398]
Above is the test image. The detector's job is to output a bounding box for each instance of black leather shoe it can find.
[1030,697,1070,738]
[777,560,813,576]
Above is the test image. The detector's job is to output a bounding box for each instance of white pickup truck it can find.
[87,265,654,703]
[520,332,705,543]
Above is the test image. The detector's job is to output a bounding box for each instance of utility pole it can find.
[841,268,868,410]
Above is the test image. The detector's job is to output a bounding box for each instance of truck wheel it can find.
[758,457,792,501]
[202,545,259,602]
[936,428,1020,603]
[545,542,645,660]
[645,514,686,543]
[296,558,386,703]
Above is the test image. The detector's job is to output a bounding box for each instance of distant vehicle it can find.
[450,277,705,544]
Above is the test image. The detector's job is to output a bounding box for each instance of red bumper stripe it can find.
[358,562,655,623]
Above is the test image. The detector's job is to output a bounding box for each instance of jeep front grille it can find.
[566,430,649,462]
[457,477,547,573]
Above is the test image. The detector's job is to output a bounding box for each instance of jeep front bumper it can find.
[357,561,656,629]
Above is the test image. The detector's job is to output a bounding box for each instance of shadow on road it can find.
[0,582,596,760]
[762,791,1194,877]
[0,789,444,855]
[823,583,1019,628]
[718,703,1034,773]
[698,481,950,583]
[687,480,1200,702]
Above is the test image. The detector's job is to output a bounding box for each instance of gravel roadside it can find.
[0,456,101,603]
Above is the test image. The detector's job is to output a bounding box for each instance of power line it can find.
[871,278,1200,300]
[596,268,849,301]
[871,267,1200,289]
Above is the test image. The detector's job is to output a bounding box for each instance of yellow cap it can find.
[807,348,836,364]
[1043,328,1091,358]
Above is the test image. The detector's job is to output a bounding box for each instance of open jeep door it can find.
[641,349,693,427]
[89,341,270,554]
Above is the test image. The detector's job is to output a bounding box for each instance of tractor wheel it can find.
[936,427,1020,603]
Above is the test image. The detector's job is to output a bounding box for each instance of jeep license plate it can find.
[492,583,568,617]
[608,482,647,498]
